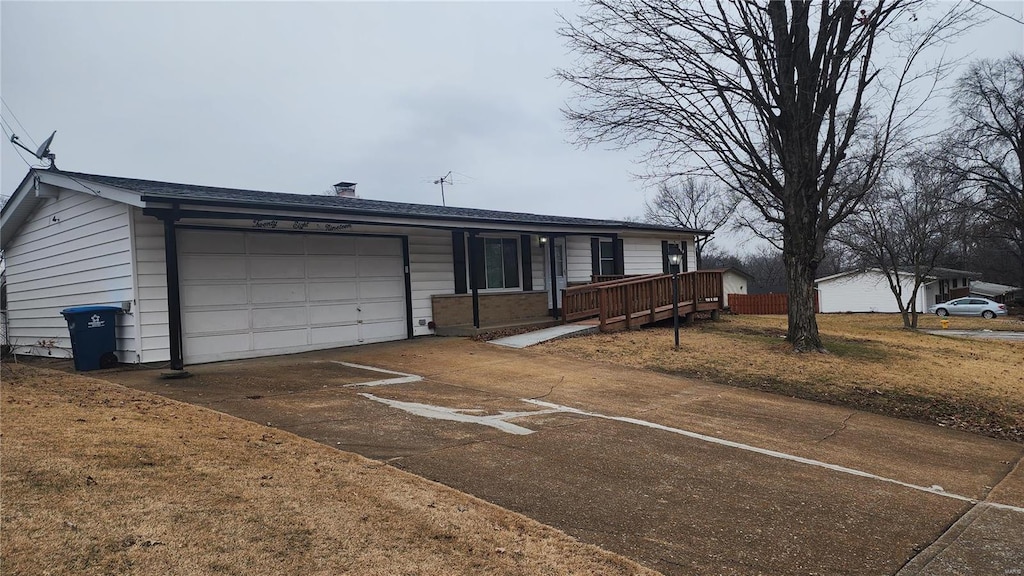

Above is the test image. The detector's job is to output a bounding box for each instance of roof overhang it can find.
[1,169,145,248]
[141,198,682,236]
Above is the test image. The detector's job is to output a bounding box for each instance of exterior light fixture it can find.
[667,245,684,350]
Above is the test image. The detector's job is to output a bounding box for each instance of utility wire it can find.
[0,121,39,169]
[968,0,1024,25]
[1,97,38,149]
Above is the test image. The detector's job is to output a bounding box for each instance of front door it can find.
[547,237,568,309]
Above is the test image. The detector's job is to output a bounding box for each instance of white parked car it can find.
[928,297,1007,319]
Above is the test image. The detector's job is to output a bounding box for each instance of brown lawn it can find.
[542,313,1024,443]
[0,363,654,576]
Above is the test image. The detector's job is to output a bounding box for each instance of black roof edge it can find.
[140,194,710,234]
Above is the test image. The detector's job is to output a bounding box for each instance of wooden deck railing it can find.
[562,271,723,331]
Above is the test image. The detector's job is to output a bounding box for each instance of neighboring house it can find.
[815,267,981,314]
[705,267,753,308]
[0,169,706,367]
[970,281,1021,304]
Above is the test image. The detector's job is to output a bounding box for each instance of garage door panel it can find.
[250,256,306,279]
[248,233,304,255]
[179,230,245,254]
[178,230,407,364]
[184,333,250,357]
[308,281,359,303]
[360,301,406,321]
[253,328,308,349]
[181,256,247,280]
[359,279,404,300]
[308,303,359,324]
[251,283,306,304]
[181,284,248,307]
[306,235,357,255]
[183,309,249,334]
[311,324,360,345]
[359,255,404,277]
[307,256,357,279]
[360,320,408,342]
[252,306,308,329]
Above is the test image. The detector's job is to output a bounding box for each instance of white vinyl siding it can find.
[622,237,666,275]
[817,270,926,314]
[531,239,545,292]
[4,190,135,359]
[565,235,593,283]
[131,207,171,363]
[406,229,454,335]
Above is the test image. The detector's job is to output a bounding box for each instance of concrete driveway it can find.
[924,329,1024,342]
[104,338,1024,576]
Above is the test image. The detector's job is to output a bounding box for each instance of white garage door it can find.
[178,229,407,364]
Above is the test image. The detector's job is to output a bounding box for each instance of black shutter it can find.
[661,241,670,273]
[613,238,624,275]
[680,241,689,272]
[469,236,485,290]
[503,239,520,288]
[520,235,533,291]
[591,237,601,276]
[452,231,467,294]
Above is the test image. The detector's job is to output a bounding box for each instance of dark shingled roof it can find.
[52,169,706,233]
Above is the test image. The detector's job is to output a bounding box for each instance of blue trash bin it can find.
[60,305,121,371]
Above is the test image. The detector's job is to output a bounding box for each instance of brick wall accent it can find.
[431,291,550,327]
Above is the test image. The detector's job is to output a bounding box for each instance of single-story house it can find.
[970,281,1021,304]
[815,267,981,314]
[704,267,754,307]
[0,169,706,368]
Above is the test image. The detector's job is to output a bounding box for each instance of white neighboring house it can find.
[706,267,754,308]
[0,169,707,367]
[815,268,981,314]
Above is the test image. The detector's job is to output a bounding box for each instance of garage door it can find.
[177,229,407,364]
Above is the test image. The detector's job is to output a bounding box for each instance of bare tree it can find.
[558,0,979,350]
[643,178,737,267]
[942,54,1024,288]
[840,155,966,328]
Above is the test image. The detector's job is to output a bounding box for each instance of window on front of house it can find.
[483,238,520,289]
[599,239,616,275]
[953,278,958,288]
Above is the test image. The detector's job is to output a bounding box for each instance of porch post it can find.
[468,231,481,329]
[548,235,559,319]
[162,212,184,371]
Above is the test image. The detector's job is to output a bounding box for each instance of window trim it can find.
[598,238,616,276]
[473,236,522,291]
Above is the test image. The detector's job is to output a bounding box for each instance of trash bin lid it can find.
[61,305,123,315]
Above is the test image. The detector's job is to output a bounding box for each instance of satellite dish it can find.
[9,129,57,168]
[35,130,56,159]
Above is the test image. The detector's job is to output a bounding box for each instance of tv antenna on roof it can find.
[10,130,57,169]
[433,170,453,207]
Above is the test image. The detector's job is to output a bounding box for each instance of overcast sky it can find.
[2,1,1023,243]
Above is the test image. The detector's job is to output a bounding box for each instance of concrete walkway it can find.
[488,322,598,348]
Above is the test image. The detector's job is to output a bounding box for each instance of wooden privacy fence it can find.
[562,271,724,331]
[728,292,819,315]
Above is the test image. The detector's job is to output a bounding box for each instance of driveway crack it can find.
[817,411,856,443]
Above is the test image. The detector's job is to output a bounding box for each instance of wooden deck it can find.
[562,271,723,332]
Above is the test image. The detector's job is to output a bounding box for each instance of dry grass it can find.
[543,313,1024,442]
[0,364,655,576]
